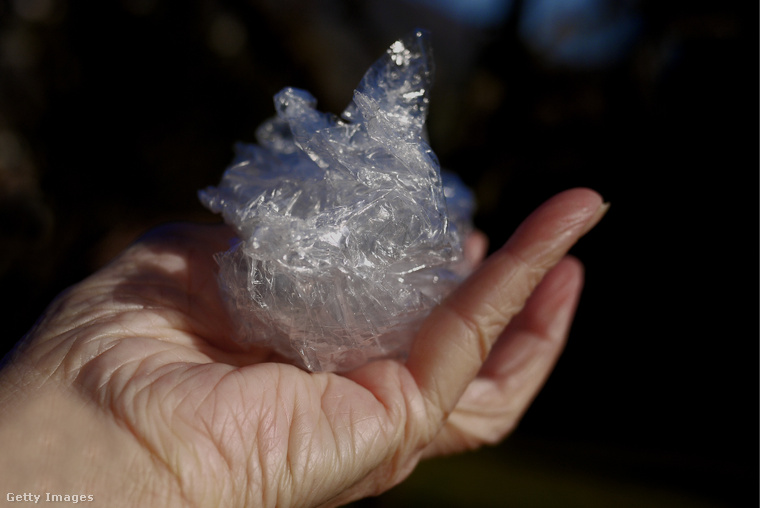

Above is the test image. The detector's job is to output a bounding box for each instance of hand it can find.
[0,188,606,507]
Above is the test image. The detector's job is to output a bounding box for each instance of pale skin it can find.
[0,188,606,507]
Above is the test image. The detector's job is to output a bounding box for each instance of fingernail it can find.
[580,201,610,236]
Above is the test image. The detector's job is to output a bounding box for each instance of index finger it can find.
[406,188,607,419]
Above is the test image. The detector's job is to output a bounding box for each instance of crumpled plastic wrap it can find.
[199,30,475,372]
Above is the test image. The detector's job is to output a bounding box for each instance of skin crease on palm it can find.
[0,188,606,508]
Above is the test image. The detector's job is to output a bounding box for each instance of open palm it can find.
[1,188,604,508]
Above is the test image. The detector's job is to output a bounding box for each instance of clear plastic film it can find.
[199,30,475,371]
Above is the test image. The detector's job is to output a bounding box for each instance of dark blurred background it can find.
[0,0,756,506]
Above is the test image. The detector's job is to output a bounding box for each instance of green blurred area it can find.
[356,438,735,508]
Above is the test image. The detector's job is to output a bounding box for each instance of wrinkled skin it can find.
[0,189,605,507]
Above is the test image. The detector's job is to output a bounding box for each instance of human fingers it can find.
[406,188,607,422]
[480,255,583,379]
[462,229,489,271]
[422,255,585,457]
